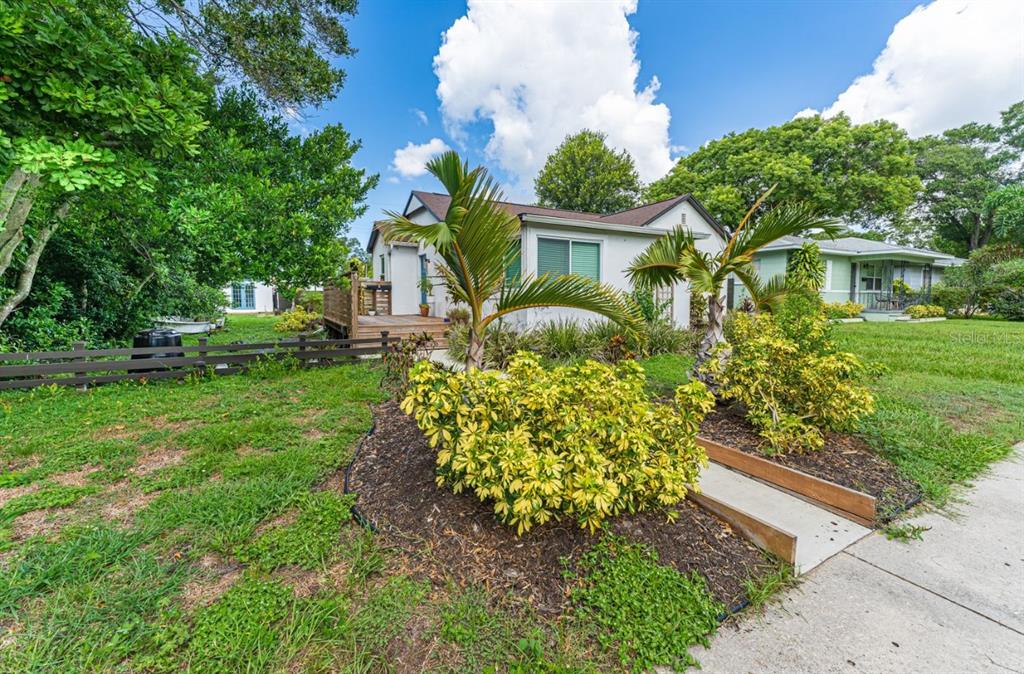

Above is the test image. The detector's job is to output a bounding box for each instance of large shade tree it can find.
[644,114,919,229]
[126,0,360,108]
[627,188,840,384]
[911,101,1023,254]
[534,130,641,214]
[383,151,640,370]
[0,0,208,330]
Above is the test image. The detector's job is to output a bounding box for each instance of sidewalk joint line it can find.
[841,550,1024,638]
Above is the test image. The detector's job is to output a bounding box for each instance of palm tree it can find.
[626,187,841,381]
[382,151,640,370]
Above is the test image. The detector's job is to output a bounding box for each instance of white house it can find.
[366,191,729,329]
[223,281,276,313]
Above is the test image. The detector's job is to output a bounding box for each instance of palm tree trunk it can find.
[693,293,728,389]
[466,326,485,370]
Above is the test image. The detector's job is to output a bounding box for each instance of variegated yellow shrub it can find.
[703,305,875,453]
[400,352,715,534]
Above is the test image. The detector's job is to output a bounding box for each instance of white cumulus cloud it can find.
[805,0,1024,136]
[391,138,451,178]
[411,108,429,125]
[433,0,675,186]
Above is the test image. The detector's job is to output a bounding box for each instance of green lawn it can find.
[0,355,609,671]
[1,318,1018,671]
[181,313,300,346]
[834,320,1023,504]
[639,320,1024,505]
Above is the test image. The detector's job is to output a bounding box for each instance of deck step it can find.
[695,463,870,574]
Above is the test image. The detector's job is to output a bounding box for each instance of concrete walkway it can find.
[692,450,1024,673]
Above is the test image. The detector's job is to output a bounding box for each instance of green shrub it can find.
[704,300,875,453]
[987,259,1024,321]
[445,306,470,325]
[824,301,865,319]
[786,243,826,291]
[297,290,323,314]
[930,283,968,315]
[273,306,319,333]
[907,304,945,319]
[401,352,715,533]
[533,319,593,362]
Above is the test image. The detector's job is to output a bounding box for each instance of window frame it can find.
[860,263,883,292]
[535,235,602,282]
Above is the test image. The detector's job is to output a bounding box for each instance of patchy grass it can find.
[835,320,1023,503]
[0,358,646,671]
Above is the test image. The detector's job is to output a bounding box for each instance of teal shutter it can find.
[537,238,570,276]
[505,239,521,286]
[570,241,600,281]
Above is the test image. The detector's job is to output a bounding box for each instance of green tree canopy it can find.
[1,0,209,328]
[127,0,359,108]
[911,101,1023,255]
[644,114,920,229]
[534,130,641,214]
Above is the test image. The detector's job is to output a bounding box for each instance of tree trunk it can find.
[1,169,42,277]
[693,293,728,391]
[0,202,66,328]
[466,326,485,371]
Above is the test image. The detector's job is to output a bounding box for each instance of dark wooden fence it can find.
[0,332,397,391]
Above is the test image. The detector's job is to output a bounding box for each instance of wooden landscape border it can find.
[689,492,798,565]
[697,436,877,526]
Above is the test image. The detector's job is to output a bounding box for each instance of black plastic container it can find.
[131,329,185,369]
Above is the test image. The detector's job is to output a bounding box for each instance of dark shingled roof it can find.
[409,191,727,235]
[368,191,728,251]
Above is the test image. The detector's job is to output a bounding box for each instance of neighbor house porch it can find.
[852,258,937,312]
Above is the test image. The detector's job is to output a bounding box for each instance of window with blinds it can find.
[537,238,600,281]
[505,239,522,286]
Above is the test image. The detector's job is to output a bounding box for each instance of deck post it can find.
[380,330,390,352]
[73,341,88,391]
[349,270,360,339]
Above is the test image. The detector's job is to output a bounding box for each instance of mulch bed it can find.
[346,401,773,614]
[699,404,921,520]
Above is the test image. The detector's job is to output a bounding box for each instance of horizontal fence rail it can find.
[0,332,399,391]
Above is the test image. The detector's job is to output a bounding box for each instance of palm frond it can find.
[487,273,642,332]
[735,267,790,313]
[380,211,455,251]
[626,227,697,290]
[723,184,777,258]
[730,203,842,259]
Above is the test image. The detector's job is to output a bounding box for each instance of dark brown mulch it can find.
[699,404,921,520]
[347,401,772,614]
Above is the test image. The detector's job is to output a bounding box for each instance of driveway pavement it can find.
[690,448,1024,673]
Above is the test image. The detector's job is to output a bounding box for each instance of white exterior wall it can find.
[223,281,275,313]
[370,195,727,328]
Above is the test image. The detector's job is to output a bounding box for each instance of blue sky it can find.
[294,0,1021,248]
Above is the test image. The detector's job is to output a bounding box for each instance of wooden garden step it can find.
[693,463,871,574]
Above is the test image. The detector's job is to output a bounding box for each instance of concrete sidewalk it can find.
[691,450,1024,673]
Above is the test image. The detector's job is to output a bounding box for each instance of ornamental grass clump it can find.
[703,295,875,453]
[400,352,715,534]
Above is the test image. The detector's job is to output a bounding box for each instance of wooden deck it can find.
[355,314,450,344]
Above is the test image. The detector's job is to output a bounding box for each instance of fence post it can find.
[196,337,208,377]
[298,333,307,367]
[349,270,360,338]
[72,341,88,391]
[380,330,390,352]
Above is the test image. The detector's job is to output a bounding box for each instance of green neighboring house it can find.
[733,236,963,313]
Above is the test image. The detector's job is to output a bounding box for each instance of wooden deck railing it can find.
[0,333,398,391]
[323,271,394,337]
